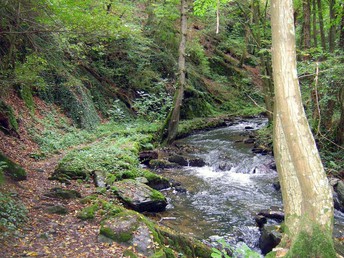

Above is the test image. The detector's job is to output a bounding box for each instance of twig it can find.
[247,94,273,115]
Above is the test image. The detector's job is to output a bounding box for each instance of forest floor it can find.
[0,132,133,257]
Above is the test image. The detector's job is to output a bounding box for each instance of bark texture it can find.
[271,0,334,255]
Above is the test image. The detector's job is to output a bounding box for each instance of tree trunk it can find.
[336,85,344,145]
[317,0,326,50]
[302,0,311,49]
[329,0,336,53]
[271,0,335,256]
[339,4,344,50]
[312,0,318,47]
[161,0,187,145]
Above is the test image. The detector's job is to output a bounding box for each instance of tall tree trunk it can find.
[317,0,326,50]
[312,0,318,47]
[339,4,344,50]
[161,0,187,145]
[329,0,336,53]
[336,85,344,145]
[302,0,311,49]
[271,0,335,255]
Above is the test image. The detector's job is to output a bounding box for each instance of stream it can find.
[156,117,344,253]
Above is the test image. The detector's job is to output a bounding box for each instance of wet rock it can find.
[44,188,81,199]
[272,180,281,191]
[112,179,167,212]
[244,138,256,144]
[245,126,254,130]
[334,180,344,212]
[258,209,284,222]
[255,215,267,228]
[174,186,187,193]
[149,159,180,169]
[217,162,232,171]
[259,225,282,255]
[168,155,188,166]
[168,155,205,167]
[252,147,269,155]
[139,151,158,165]
[189,158,206,167]
[269,162,277,170]
[93,170,107,188]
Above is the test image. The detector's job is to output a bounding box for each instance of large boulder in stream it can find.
[112,179,167,212]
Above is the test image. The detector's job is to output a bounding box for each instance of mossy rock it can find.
[100,211,158,256]
[112,179,167,212]
[149,159,180,169]
[0,153,27,181]
[45,205,68,215]
[157,226,212,258]
[141,170,170,190]
[44,188,81,199]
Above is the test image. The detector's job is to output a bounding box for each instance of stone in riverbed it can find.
[168,154,206,167]
[112,179,167,212]
[259,225,282,255]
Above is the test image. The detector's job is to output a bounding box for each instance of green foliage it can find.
[0,192,27,238]
[107,99,131,122]
[77,203,99,220]
[0,161,7,184]
[14,53,47,89]
[133,89,173,122]
[19,85,35,113]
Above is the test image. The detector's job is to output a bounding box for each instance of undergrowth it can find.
[0,192,28,239]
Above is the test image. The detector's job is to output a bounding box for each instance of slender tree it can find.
[161,0,188,144]
[271,0,335,256]
[312,0,318,47]
[329,0,337,52]
[317,0,326,50]
[302,0,312,49]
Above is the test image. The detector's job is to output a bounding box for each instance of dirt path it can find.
[0,141,128,257]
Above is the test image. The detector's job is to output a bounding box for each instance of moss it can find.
[150,189,166,202]
[19,85,35,112]
[0,153,27,181]
[77,203,99,220]
[285,224,336,258]
[150,249,167,258]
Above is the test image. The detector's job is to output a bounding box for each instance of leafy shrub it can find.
[0,161,7,184]
[0,192,27,238]
[133,89,172,122]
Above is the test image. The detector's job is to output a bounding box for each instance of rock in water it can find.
[112,179,167,212]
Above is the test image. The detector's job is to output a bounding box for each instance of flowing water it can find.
[157,117,344,252]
